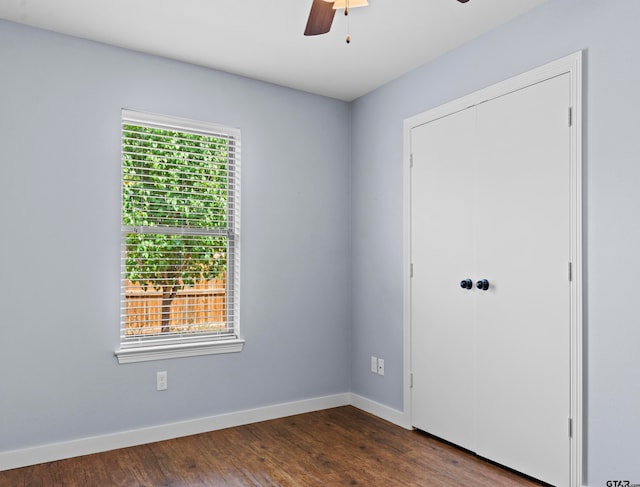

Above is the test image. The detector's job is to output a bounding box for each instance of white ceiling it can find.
[0,0,547,101]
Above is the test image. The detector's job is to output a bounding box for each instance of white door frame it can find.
[402,51,583,487]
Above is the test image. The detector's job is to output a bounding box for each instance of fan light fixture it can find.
[306,0,469,40]
[323,0,369,9]
[304,0,370,40]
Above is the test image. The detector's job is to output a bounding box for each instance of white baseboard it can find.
[349,393,410,429]
[0,393,351,472]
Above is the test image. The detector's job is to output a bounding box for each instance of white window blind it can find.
[116,110,242,363]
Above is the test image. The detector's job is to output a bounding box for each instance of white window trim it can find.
[115,109,243,364]
[115,338,245,364]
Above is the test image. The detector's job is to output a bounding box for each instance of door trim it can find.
[402,51,583,487]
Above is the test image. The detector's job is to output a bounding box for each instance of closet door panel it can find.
[410,108,477,451]
[474,73,572,487]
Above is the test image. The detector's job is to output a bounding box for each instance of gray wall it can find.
[0,20,351,451]
[350,0,640,484]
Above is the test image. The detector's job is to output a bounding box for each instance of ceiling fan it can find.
[304,0,471,37]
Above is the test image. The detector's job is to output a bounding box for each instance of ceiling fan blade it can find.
[304,0,336,36]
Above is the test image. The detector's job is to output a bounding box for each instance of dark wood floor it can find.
[1,406,547,486]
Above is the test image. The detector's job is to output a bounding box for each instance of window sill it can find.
[115,338,245,364]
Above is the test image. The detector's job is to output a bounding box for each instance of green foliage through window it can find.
[122,123,234,335]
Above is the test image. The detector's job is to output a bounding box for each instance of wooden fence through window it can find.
[124,278,227,336]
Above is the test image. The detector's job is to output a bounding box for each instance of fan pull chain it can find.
[345,0,351,43]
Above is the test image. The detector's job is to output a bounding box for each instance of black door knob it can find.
[476,279,490,291]
[460,279,473,289]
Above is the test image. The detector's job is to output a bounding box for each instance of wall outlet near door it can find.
[371,356,385,376]
[157,371,168,391]
[377,358,385,376]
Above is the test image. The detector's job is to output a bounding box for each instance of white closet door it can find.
[410,72,572,487]
[410,107,477,452]
[474,73,571,487]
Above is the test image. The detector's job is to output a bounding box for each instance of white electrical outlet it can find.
[371,356,378,373]
[157,371,168,391]
[377,358,385,376]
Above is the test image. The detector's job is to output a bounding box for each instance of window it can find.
[115,110,243,363]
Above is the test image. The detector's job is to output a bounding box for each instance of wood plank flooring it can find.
[1,406,547,486]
